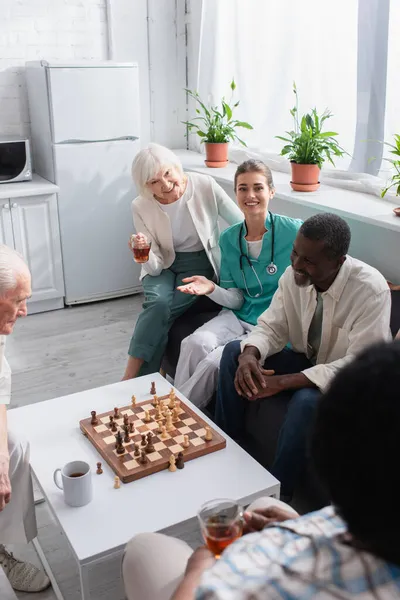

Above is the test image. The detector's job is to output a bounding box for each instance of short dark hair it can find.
[234,159,275,192]
[299,213,351,259]
[312,341,400,558]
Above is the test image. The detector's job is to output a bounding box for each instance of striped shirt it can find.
[195,507,400,599]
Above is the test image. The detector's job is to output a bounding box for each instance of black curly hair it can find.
[300,213,351,259]
[312,340,400,562]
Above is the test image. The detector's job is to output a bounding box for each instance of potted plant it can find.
[183,79,253,168]
[381,134,400,203]
[276,83,346,191]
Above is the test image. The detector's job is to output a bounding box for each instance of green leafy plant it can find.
[182,79,253,145]
[381,134,400,197]
[276,83,346,168]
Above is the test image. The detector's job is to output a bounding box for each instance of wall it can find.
[0,0,109,139]
[107,0,187,148]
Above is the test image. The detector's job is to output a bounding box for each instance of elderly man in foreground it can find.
[0,245,50,592]
[216,213,392,500]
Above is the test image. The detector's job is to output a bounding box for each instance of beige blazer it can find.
[242,256,392,392]
[131,172,243,280]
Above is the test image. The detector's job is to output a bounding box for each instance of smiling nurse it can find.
[174,160,302,408]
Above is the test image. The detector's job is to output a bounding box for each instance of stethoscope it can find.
[238,211,277,298]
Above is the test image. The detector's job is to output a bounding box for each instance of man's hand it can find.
[248,375,285,400]
[243,505,299,534]
[177,276,215,296]
[235,347,274,398]
[0,454,11,511]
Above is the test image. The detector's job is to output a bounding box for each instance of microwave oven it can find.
[0,136,32,183]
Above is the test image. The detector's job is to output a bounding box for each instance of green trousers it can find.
[129,250,214,376]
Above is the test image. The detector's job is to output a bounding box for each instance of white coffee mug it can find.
[53,460,93,507]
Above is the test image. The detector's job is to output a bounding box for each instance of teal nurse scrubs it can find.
[219,212,302,325]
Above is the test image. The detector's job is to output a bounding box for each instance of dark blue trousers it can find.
[215,341,321,497]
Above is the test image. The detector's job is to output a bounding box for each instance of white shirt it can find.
[242,256,392,391]
[0,336,11,405]
[158,179,204,252]
[132,172,243,280]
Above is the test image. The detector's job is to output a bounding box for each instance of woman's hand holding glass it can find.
[129,232,152,263]
[177,276,215,296]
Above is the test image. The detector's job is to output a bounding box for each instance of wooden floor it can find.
[7,295,144,408]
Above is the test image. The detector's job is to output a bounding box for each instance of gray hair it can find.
[131,143,184,199]
[0,245,30,296]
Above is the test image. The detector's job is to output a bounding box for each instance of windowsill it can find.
[175,150,400,234]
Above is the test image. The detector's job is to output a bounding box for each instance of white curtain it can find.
[381,1,400,182]
[189,0,397,199]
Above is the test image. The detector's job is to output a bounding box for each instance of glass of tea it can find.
[131,235,152,263]
[197,498,244,558]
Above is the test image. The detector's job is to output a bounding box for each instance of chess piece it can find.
[157,420,163,433]
[116,431,125,454]
[204,425,213,441]
[123,413,129,427]
[145,432,155,453]
[123,424,130,443]
[91,410,98,425]
[182,434,190,449]
[139,450,148,465]
[143,410,151,423]
[129,421,135,434]
[114,475,120,489]
[110,417,117,432]
[141,433,147,446]
[165,410,174,433]
[150,381,156,395]
[96,462,103,474]
[155,405,163,421]
[176,452,184,469]
[131,395,136,407]
[160,425,168,440]
[172,407,179,423]
[114,407,120,419]
[168,388,176,409]
[153,395,159,407]
[134,443,140,456]
[168,454,176,472]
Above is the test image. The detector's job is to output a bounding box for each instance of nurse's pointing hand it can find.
[177,276,215,296]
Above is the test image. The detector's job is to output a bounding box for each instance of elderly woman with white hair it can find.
[123,143,242,380]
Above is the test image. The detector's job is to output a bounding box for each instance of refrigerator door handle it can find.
[56,136,139,144]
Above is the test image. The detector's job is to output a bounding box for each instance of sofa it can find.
[161,290,400,510]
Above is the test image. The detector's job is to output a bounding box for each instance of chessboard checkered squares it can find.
[104,434,116,445]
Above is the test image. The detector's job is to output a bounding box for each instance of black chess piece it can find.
[123,424,130,443]
[176,451,185,469]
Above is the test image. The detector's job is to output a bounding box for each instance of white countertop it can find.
[175,150,400,234]
[0,174,59,199]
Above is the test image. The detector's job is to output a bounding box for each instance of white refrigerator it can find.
[25,60,142,304]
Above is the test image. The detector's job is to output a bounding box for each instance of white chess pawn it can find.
[204,426,213,441]
[160,425,168,440]
[143,410,151,423]
[182,434,190,449]
[131,395,136,407]
[114,475,120,489]
[168,455,176,472]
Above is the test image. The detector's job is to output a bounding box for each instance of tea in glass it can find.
[131,236,151,263]
[198,499,243,558]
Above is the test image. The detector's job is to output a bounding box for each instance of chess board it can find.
[79,394,226,483]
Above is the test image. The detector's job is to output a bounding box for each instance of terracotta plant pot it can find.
[290,162,320,192]
[204,143,229,168]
